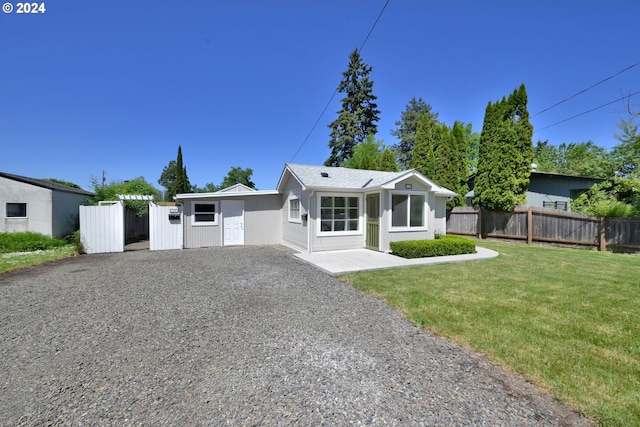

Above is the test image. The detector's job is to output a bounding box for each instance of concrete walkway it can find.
[294,246,499,275]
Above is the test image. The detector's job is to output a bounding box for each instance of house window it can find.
[288,197,301,223]
[391,194,425,230]
[318,195,361,234]
[6,203,27,218]
[192,201,218,226]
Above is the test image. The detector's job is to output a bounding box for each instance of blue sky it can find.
[2,1,638,192]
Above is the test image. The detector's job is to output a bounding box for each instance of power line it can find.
[289,0,390,163]
[532,62,640,118]
[535,89,640,132]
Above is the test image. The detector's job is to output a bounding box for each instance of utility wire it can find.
[532,62,640,118]
[535,89,640,132]
[289,0,391,163]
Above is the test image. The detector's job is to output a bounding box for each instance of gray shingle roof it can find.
[285,164,405,190]
[0,172,94,196]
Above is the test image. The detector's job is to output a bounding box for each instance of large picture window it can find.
[192,201,218,226]
[391,194,425,230]
[6,203,27,218]
[319,195,360,234]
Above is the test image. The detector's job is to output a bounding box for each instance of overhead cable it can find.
[535,89,640,132]
[289,0,391,162]
[532,62,639,118]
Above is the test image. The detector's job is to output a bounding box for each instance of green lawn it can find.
[0,245,77,273]
[341,240,640,427]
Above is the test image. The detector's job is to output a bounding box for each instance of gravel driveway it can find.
[0,246,591,426]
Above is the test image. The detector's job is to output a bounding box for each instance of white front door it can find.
[223,200,244,246]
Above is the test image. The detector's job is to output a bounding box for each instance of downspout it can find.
[307,190,314,253]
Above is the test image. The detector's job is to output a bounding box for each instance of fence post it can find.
[599,217,607,252]
[527,207,533,245]
[477,208,482,239]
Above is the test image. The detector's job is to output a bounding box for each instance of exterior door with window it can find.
[365,193,380,250]
[223,200,244,246]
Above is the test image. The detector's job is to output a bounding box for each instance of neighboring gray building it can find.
[1,172,94,238]
[175,164,456,253]
[466,171,605,211]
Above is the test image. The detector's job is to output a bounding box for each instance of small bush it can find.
[390,235,476,259]
[69,230,85,254]
[0,232,68,254]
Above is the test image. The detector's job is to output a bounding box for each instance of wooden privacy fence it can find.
[124,209,149,242]
[447,207,640,252]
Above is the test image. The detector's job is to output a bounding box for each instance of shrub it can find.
[390,235,476,259]
[0,232,68,254]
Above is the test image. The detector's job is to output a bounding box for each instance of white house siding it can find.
[309,191,364,252]
[432,195,448,235]
[243,195,281,245]
[379,186,439,252]
[182,199,221,248]
[51,190,91,238]
[280,176,308,252]
[1,177,52,236]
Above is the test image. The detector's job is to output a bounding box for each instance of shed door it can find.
[223,200,244,246]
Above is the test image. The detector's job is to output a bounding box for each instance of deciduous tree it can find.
[342,135,398,172]
[219,167,256,190]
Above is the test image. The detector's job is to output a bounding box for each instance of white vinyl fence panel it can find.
[79,203,124,254]
[150,204,183,251]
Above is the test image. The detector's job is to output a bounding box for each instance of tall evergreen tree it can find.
[173,146,191,196]
[474,84,534,211]
[391,97,439,170]
[447,121,470,208]
[411,112,438,177]
[325,49,380,166]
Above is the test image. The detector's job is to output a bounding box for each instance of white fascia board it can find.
[276,164,307,192]
[174,190,279,200]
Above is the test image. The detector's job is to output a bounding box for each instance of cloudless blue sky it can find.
[2,1,638,192]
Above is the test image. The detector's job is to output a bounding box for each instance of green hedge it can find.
[0,232,68,254]
[390,235,476,259]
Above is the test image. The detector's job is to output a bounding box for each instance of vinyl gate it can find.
[79,202,125,254]
[149,203,183,251]
[79,196,183,254]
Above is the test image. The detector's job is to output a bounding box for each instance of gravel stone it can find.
[0,246,593,426]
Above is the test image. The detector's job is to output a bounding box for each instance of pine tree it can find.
[391,97,438,170]
[325,49,381,166]
[474,84,533,211]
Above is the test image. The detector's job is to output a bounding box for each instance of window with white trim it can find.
[391,193,426,230]
[288,197,301,223]
[6,203,27,218]
[319,195,360,234]
[192,201,218,226]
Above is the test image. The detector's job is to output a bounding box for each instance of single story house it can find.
[466,171,605,212]
[175,164,456,253]
[1,172,94,238]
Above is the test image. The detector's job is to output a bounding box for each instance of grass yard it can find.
[0,245,77,273]
[1,232,78,273]
[341,240,640,427]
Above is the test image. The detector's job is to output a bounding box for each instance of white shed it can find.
[0,172,93,238]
